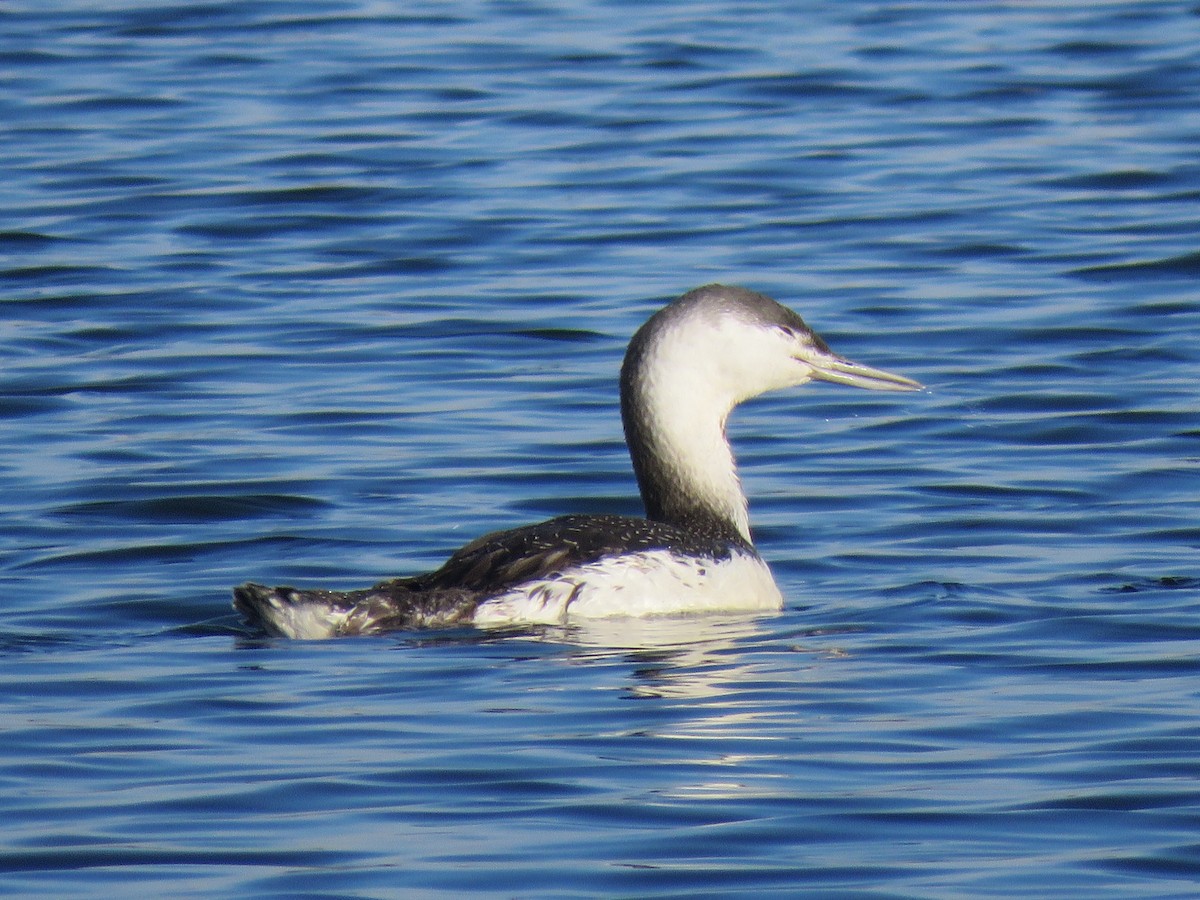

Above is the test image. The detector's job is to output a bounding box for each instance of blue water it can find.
[2,1,1199,896]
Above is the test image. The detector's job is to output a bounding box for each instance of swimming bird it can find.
[233,284,920,639]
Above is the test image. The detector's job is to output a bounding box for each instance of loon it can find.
[233,284,920,639]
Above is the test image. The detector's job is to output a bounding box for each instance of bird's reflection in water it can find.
[558,612,793,700]
[552,613,827,803]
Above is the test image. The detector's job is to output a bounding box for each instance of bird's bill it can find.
[808,354,923,392]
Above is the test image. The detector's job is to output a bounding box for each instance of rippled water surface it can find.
[3,2,1200,896]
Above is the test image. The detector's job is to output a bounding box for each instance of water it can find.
[2,1,1199,896]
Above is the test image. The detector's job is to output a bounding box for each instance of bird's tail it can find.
[232,583,349,639]
[233,580,479,639]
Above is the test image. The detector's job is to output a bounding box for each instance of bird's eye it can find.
[776,325,797,340]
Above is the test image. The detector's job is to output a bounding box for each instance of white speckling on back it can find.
[471,548,783,627]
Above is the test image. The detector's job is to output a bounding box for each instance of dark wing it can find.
[378,513,744,597]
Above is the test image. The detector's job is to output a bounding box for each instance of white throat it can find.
[639,346,748,536]
[623,310,783,543]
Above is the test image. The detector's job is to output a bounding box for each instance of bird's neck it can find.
[620,342,752,546]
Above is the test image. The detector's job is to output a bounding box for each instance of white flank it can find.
[471,549,783,627]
